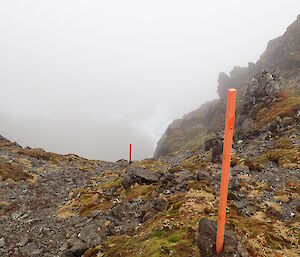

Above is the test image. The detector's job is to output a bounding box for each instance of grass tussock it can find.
[244,158,264,172]
[0,161,32,182]
[17,148,63,163]
[180,154,209,171]
[101,177,122,191]
[78,192,100,216]
[121,184,156,202]
[255,88,300,128]
[260,148,299,168]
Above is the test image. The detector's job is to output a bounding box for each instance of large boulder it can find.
[205,129,224,163]
[197,218,248,257]
[122,166,160,189]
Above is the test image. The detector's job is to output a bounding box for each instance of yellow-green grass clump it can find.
[259,138,299,168]
[17,148,63,163]
[255,85,300,129]
[121,184,156,202]
[0,161,32,182]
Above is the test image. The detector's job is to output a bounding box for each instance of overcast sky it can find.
[0,1,299,161]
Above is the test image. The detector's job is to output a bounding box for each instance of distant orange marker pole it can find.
[216,88,236,253]
[129,143,132,164]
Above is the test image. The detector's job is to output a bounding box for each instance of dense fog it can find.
[0,1,299,160]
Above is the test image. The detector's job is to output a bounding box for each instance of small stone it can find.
[91,210,101,218]
[153,196,168,212]
[0,237,5,248]
[31,248,43,256]
[196,170,208,181]
[59,242,69,251]
[19,236,30,247]
[11,211,24,220]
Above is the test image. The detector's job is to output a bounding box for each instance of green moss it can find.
[167,208,178,217]
[172,201,185,210]
[168,235,180,243]
[153,229,165,238]
[101,178,122,191]
[269,240,282,250]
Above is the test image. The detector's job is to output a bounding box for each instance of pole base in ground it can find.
[197,218,247,256]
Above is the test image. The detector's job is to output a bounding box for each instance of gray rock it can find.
[122,167,159,189]
[196,170,208,181]
[78,224,105,244]
[31,248,43,256]
[174,170,193,184]
[212,138,223,163]
[153,196,168,212]
[265,80,282,98]
[0,237,5,248]
[111,203,128,219]
[19,236,30,247]
[197,218,246,257]
[59,242,69,252]
[11,210,24,220]
[239,117,254,138]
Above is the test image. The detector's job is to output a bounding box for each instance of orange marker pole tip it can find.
[216,88,236,253]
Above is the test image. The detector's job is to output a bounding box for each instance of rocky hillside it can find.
[0,15,300,257]
[1,121,299,257]
[154,15,300,159]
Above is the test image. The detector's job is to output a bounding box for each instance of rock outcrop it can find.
[217,14,300,98]
[154,14,300,159]
[237,69,283,138]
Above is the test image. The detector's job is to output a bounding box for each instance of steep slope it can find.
[154,15,300,159]
[1,125,299,257]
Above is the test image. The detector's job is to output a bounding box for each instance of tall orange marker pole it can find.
[216,88,236,253]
